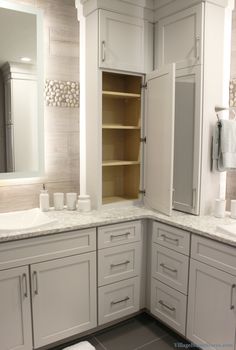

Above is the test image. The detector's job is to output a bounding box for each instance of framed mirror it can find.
[0,0,44,179]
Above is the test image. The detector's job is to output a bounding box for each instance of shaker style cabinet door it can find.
[99,10,144,72]
[187,260,236,350]
[173,65,202,214]
[144,64,175,216]
[31,252,97,348]
[0,266,32,350]
[157,3,204,68]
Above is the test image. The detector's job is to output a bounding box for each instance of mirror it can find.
[0,1,43,179]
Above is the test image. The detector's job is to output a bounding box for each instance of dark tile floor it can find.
[50,313,197,350]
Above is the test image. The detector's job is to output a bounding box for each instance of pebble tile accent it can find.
[229,79,236,107]
[45,79,79,107]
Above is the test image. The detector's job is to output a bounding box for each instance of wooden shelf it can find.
[102,196,138,204]
[102,160,140,167]
[102,124,140,130]
[102,91,141,99]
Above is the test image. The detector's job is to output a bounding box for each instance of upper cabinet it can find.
[155,4,204,69]
[99,10,145,73]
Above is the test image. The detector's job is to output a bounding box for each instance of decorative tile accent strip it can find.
[229,79,236,107]
[45,80,79,107]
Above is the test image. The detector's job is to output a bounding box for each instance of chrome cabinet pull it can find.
[22,273,28,298]
[111,232,131,239]
[102,40,106,62]
[111,296,130,305]
[172,188,175,208]
[160,262,177,273]
[159,300,176,312]
[192,188,196,210]
[160,234,179,244]
[33,271,39,295]
[195,35,200,61]
[111,260,130,268]
[230,284,236,310]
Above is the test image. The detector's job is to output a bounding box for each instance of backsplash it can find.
[0,0,80,212]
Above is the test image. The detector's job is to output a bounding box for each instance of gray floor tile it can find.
[140,335,198,350]
[95,315,167,350]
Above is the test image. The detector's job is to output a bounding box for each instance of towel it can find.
[212,119,236,171]
[63,341,95,350]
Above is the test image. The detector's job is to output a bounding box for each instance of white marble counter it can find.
[0,206,236,247]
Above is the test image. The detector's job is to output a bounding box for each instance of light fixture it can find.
[21,57,31,62]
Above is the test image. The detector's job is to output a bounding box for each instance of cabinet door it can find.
[0,266,32,350]
[99,10,144,72]
[144,64,175,215]
[173,65,202,214]
[157,4,203,68]
[187,260,236,350]
[31,252,97,348]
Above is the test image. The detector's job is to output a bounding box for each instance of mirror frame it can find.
[0,0,44,180]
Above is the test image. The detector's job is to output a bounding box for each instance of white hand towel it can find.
[218,119,236,170]
[63,341,95,350]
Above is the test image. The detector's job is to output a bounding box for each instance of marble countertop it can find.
[0,206,236,247]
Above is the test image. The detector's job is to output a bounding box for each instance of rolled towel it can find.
[63,341,95,350]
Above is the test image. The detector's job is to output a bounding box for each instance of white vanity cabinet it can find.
[0,228,97,350]
[97,221,142,325]
[187,236,236,350]
[155,4,203,69]
[0,266,32,350]
[150,222,190,336]
[99,10,145,73]
[31,252,96,348]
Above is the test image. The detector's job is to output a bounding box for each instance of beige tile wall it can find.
[227,8,236,209]
[0,0,80,212]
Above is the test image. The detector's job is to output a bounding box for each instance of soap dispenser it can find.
[39,184,49,212]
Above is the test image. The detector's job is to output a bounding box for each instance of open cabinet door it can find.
[144,64,175,216]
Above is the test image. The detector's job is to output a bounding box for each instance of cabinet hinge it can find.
[140,137,146,143]
[139,190,146,195]
[141,83,147,89]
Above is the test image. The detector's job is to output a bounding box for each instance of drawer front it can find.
[98,242,141,286]
[151,279,187,336]
[152,222,190,255]
[0,228,96,270]
[98,277,140,325]
[191,235,236,276]
[152,244,189,294]
[98,221,141,249]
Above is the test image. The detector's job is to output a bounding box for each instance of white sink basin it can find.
[216,223,236,237]
[0,208,57,233]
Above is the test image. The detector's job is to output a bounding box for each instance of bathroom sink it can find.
[216,223,236,237]
[0,208,57,233]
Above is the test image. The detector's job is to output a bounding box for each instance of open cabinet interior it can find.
[102,72,142,204]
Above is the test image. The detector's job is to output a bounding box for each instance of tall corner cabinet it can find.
[81,0,232,216]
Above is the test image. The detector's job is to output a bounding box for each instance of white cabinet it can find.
[99,10,145,73]
[156,4,203,69]
[150,222,189,336]
[97,222,142,325]
[31,252,97,348]
[173,65,202,214]
[0,266,32,350]
[187,259,236,350]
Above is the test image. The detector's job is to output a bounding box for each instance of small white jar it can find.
[53,193,64,210]
[230,200,236,219]
[66,193,77,210]
[214,199,226,218]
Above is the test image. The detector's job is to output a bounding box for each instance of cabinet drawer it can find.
[151,279,187,336]
[0,228,96,270]
[152,244,189,294]
[98,221,141,249]
[152,222,190,255]
[98,277,140,325]
[191,235,236,276]
[98,242,141,286]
